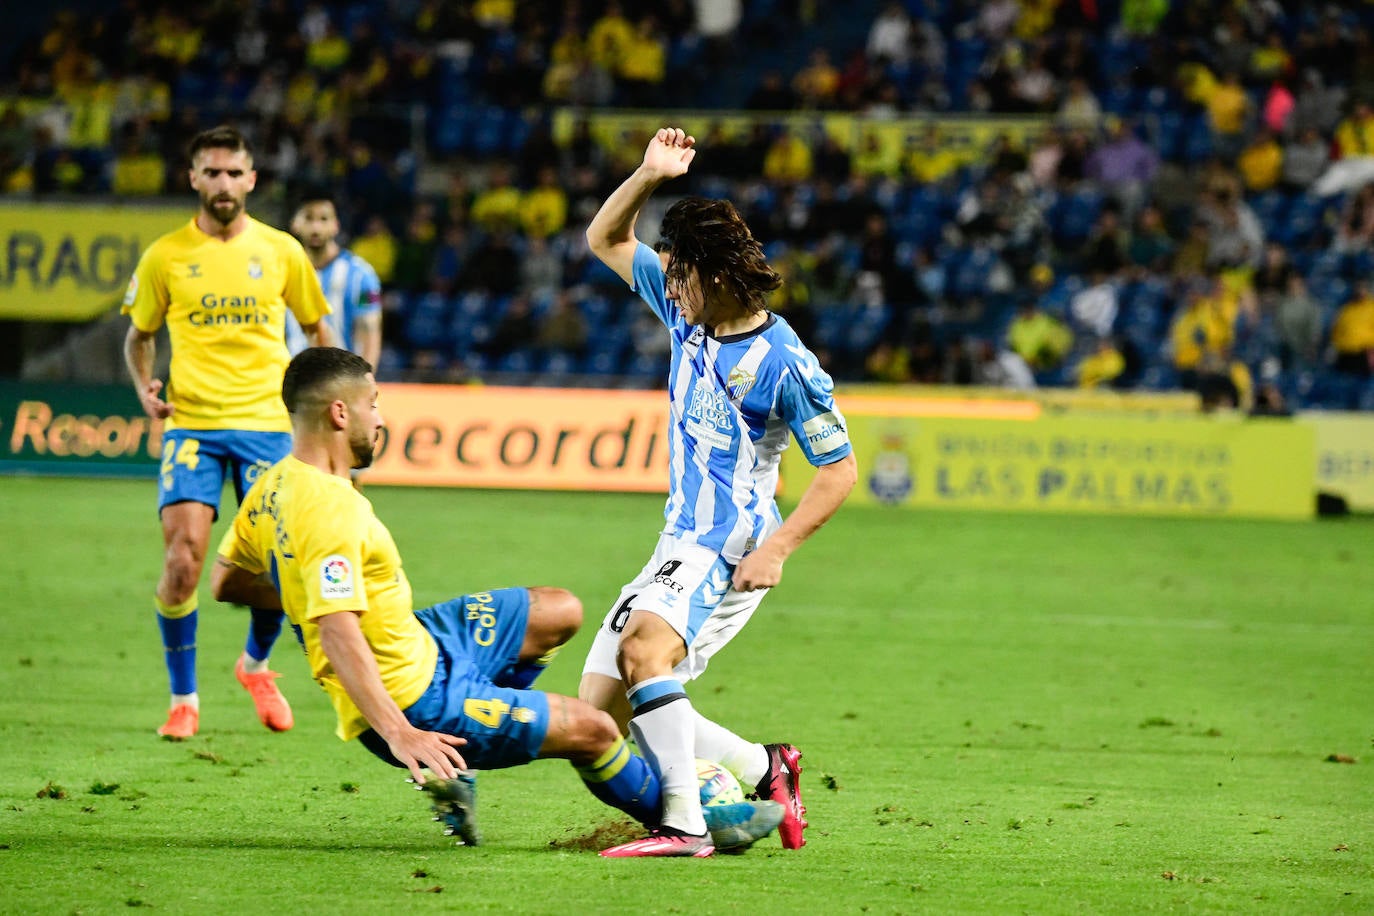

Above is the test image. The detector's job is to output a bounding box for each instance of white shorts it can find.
[581,533,771,684]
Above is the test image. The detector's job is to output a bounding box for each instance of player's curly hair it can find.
[655,197,781,315]
[283,347,372,414]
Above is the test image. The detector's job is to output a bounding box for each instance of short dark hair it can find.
[187,125,252,164]
[292,185,337,213]
[282,347,372,413]
[655,197,781,314]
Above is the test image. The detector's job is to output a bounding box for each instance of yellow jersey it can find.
[122,217,331,432]
[218,455,438,740]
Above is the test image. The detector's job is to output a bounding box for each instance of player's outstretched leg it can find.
[751,743,807,849]
[420,773,481,846]
[235,654,294,732]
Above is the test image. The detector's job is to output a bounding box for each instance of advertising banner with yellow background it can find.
[0,203,186,321]
[553,109,1051,175]
[366,383,669,492]
[784,411,1315,519]
[1302,411,1374,512]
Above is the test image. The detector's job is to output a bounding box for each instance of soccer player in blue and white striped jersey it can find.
[286,193,383,369]
[580,127,858,858]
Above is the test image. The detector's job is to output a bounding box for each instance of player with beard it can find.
[285,191,383,369]
[122,125,335,740]
[210,347,785,850]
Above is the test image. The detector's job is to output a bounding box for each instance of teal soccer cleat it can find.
[702,799,785,850]
[420,773,480,846]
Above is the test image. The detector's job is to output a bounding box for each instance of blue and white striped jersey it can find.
[285,248,382,356]
[630,242,852,562]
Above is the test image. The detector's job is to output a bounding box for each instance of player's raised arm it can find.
[585,127,696,285]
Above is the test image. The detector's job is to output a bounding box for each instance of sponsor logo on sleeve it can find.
[802,412,849,455]
[320,555,355,599]
[123,275,139,307]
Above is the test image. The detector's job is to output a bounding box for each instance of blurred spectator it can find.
[1330,280,1374,377]
[392,203,439,295]
[746,71,796,110]
[471,165,522,232]
[793,49,840,110]
[588,2,635,74]
[904,125,964,183]
[1080,206,1130,276]
[1205,71,1251,161]
[1236,129,1283,193]
[537,291,589,358]
[480,294,538,360]
[1291,68,1345,136]
[1057,77,1102,132]
[1007,296,1074,372]
[519,235,563,301]
[1275,275,1323,371]
[110,123,166,196]
[1070,272,1119,337]
[1333,183,1374,254]
[1334,100,1374,159]
[617,16,667,107]
[1128,205,1175,273]
[974,340,1036,389]
[762,126,813,183]
[1281,127,1330,192]
[866,3,911,66]
[1252,242,1294,308]
[521,165,569,240]
[1086,118,1158,217]
[1170,278,1237,389]
[351,215,397,285]
[1197,177,1264,268]
[466,228,521,296]
[1196,348,1253,411]
[865,340,912,382]
[1075,336,1126,388]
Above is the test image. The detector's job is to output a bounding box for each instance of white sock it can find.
[240,654,269,674]
[628,680,706,836]
[171,693,199,710]
[694,712,767,789]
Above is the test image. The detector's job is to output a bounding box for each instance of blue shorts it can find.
[385,588,551,770]
[157,428,291,517]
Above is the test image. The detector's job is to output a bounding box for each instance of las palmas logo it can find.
[247,256,263,279]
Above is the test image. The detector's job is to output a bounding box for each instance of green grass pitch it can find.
[0,476,1371,913]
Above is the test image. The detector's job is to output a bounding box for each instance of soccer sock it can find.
[627,677,706,836]
[243,607,284,665]
[499,644,564,690]
[155,595,198,699]
[693,711,769,789]
[573,734,662,827]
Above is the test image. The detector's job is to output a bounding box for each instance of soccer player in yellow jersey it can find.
[210,348,782,850]
[122,125,336,740]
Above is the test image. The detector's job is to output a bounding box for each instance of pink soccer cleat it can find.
[753,743,808,849]
[600,830,715,858]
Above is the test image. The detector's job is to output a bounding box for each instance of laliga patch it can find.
[319,554,355,599]
[123,275,139,306]
[802,411,849,455]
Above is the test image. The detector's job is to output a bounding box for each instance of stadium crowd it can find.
[5,0,1374,410]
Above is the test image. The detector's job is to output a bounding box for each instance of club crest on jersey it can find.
[726,366,756,400]
[320,554,355,599]
[247,256,263,279]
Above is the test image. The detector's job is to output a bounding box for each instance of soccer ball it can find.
[697,759,746,807]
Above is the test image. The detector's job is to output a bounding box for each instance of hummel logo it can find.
[187,264,202,278]
[785,342,815,379]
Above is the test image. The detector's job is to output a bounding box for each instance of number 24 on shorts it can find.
[160,438,200,487]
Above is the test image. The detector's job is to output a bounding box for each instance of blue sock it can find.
[245,607,284,662]
[156,606,197,696]
[575,735,662,826]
